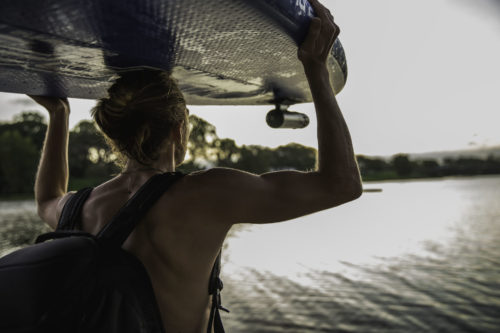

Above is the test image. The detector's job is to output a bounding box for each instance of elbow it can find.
[322,175,363,207]
[36,201,49,221]
[36,195,61,223]
[340,177,363,203]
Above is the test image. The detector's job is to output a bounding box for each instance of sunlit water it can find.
[1,176,499,332]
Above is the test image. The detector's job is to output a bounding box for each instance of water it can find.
[1,176,499,332]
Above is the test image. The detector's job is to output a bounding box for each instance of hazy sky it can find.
[1,0,499,156]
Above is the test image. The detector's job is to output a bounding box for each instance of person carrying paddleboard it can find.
[30,0,362,331]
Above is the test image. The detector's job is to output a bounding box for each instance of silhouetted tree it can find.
[0,130,39,194]
[214,138,240,168]
[8,112,47,150]
[271,143,316,171]
[4,110,500,197]
[392,154,414,177]
[186,115,218,166]
[484,155,500,174]
[419,159,441,177]
[68,120,116,178]
[356,155,391,178]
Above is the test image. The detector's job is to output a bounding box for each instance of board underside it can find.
[0,0,347,105]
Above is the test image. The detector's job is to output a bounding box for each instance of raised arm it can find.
[299,0,360,196]
[186,0,362,225]
[30,96,72,229]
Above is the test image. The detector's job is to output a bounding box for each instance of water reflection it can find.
[1,176,499,332]
[224,179,468,277]
[0,200,50,256]
[221,176,500,332]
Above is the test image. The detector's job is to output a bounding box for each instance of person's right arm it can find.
[188,0,361,225]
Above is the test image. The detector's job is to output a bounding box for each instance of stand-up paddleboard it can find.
[0,0,347,127]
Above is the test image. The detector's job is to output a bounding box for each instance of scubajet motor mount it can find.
[266,103,310,129]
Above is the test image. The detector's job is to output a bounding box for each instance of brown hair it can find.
[91,70,187,168]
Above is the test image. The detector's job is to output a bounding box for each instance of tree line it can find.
[0,112,316,197]
[1,111,500,197]
[358,154,500,181]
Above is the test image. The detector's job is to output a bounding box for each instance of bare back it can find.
[34,3,361,331]
[76,171,231,333]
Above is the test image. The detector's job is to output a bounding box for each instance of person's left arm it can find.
[30,95,73,229]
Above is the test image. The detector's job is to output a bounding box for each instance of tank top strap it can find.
[56,187,94,231]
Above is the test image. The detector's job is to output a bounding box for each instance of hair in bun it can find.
[91,69,186,168]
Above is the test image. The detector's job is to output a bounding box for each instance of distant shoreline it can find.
[362,173,500,183]
[2,174,500,200]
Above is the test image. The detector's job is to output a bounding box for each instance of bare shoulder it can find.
[184,167,264,188]
[154,167,267,225]
[179,167,273,204]
[168,167,264,205]
[55,191,76,219]
[38,191,76,230]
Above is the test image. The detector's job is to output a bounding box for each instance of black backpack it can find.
[0,172,227,333]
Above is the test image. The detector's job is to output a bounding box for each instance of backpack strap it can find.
[96,172,185,247]
[207,250,229,333]
[56,187,94,231]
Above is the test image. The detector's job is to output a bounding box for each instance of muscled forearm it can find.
[35,112,69,203]
[304,64,361,190]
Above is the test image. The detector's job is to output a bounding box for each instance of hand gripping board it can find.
[0,0,347,105]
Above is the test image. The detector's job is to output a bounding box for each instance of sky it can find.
[1,0,499,156]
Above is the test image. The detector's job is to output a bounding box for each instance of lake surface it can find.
[1,176,499,332]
